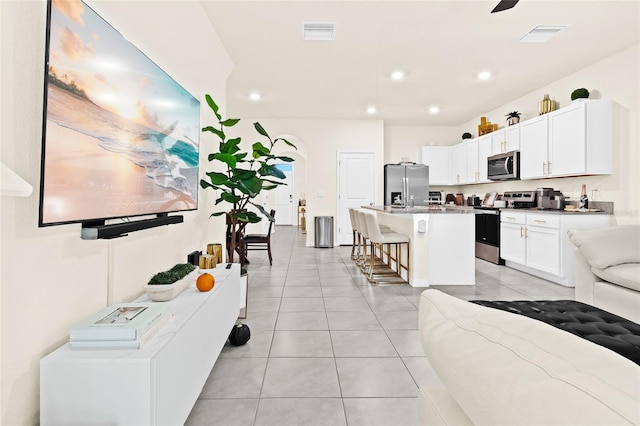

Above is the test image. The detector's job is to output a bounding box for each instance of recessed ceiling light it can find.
[249,92,261,101]
[391,70,405,81]
[519,25,566,43]
[429,106,439,114]
[367,106,377,114]
[477,71,492,80]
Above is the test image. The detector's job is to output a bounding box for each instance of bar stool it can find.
[362,211,410,284]
[348,208,360,260]
[350,208,392,263]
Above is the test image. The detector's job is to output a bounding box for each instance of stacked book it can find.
[69,302,173,349]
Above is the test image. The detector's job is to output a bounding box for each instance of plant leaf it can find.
[205,172,229,185]
[202,126,225,140]
[273,155,295,162]
[214,153,237,169]
[220,137,241,154]
[221,192,241,204]
[205,95,222,121]
[275,137,297,150]
[253,122,269,138]
[221,118,240,127]
[252,142,271,158]
[259,163,286,179]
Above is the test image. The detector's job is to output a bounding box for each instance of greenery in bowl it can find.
[571,88,590,101]
[148,263,196,285]
[505,111,521,119]
[462,132,473,140]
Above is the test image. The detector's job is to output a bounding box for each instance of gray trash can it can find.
[314,216,334,248]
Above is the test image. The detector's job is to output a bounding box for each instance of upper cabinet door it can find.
[420,146,451,185]
[491,129,506,154]
[478,135,493,183]
[505,124,521,152]
[466,138,479,183]
[548,102,586,177]
[520,115,549,179]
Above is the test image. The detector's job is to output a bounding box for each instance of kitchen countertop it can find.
[498,207,612,215]
[365,205,476,214]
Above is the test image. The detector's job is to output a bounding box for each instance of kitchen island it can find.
[363,205,475,287]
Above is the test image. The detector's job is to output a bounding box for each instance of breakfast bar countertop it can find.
[364,205,476,214]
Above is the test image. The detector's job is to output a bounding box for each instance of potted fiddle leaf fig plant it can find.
[505,111,521,126]
[199,95,297,263]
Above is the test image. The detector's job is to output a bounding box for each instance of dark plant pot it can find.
[228,323,251,346]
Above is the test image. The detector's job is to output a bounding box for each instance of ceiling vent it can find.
[519,25,566,43]
[303,22,336,41]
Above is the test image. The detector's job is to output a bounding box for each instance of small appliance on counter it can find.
[502,191,537,209]
[428,191,443,205]
[467,195,481,206]
[536,187,566,210]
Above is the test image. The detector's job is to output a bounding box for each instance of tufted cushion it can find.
[568,225,640,269]
[470,299,640,365]
[419,289,640,425]
[592,263,640,292]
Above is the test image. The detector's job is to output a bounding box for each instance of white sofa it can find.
[418,289,640,426]
[568,225,640,323]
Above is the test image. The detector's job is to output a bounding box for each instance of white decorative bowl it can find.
[143,269,198,302]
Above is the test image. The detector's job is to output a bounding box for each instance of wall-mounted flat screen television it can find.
[39,0,200,235]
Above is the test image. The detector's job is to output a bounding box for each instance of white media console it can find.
[40,263,240,425]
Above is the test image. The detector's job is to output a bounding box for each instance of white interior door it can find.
[273,163,294,225]
[337,152,376,245]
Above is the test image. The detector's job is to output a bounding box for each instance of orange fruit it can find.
[196,273,215,292]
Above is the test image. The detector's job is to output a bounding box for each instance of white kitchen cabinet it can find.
[505,124,521,152]
[420,146,451,185]
[451,142,468,185]
[520,115,549,179]
[500,211,611,286]
[466,138,479,183]
[548,100,613,177]
[520,100,613,180]
[500,212,526,264]
[477,134,493,183]
[491,127,520,154]
[525,214,560,275]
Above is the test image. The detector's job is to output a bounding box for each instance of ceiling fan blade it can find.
[491,0,519,13]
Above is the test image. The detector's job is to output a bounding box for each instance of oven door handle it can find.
[505,156,512,174]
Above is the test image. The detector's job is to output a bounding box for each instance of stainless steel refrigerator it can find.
[384,164,430,206]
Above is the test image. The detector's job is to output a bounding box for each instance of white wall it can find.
[384,125,461,164]
[0,1,233,424]
[224,118,385,246]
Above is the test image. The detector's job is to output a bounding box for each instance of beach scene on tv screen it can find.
[41,0,200,225]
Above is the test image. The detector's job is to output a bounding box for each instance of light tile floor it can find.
[186,226,574,426]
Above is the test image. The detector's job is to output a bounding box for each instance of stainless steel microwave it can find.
[487,151,520,181]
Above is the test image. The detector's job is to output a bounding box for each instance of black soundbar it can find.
[81,214,184,240]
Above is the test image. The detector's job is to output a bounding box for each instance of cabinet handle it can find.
[505,216,516,220]
[533,219,546,223]
[548,161,551,175]
[525,228,529,238]
[520,226,524,238]
[542,162,547,175]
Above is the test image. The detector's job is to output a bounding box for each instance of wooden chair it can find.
[242,209,276,265]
